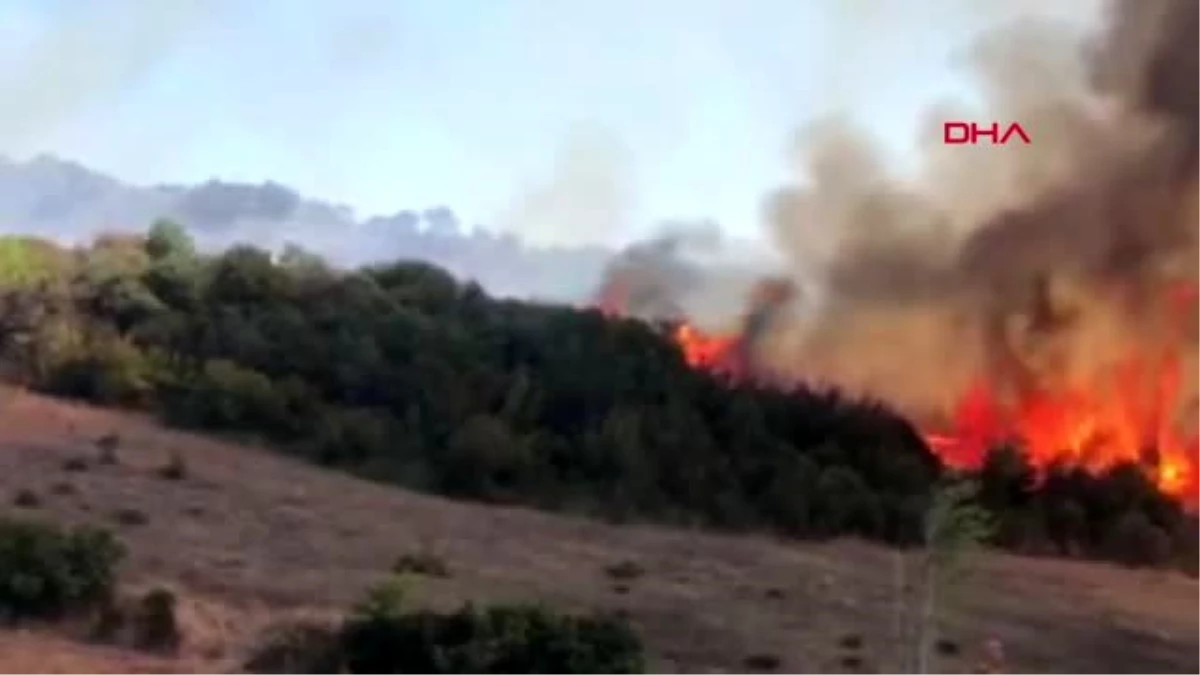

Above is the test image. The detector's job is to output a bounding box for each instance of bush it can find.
[1104,510,1173,567]
[96,433,120,465]
[133,587,181,652]
[839,634,863,650]
[744,653,781,671]
[305,409,393,468]
[46,338,152,406]
[0,518,125,620]
[62,456,89,472]
[90,598,128,643]
[158,453,188,481]
[245,620,345,673]
[341,602,645,674]
[604,559,645,581]
[12,489,40,509]
[166,360,288,432]
[392,551,451,578]
[50,482,77,496]
[113,508,149,527]
[352,575,408,622]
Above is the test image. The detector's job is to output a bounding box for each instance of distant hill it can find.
[0,154,611,302]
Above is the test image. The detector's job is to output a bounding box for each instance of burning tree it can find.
[593,0,1200,510]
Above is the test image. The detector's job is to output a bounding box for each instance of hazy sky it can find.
[0,0,1101,247]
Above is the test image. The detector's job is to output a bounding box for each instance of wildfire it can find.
[924,357,1199,503]
[658,314,1198,505]
[921,281,1195,502]
[922,282,1200,503]
[594,269,1198,507]
[673,322,742,376]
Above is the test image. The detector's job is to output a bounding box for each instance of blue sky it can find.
[0,0,1099,246]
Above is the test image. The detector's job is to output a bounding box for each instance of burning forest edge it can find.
[599,299,1199,509]
[0,220,1196,572]
[593,0,1199,511]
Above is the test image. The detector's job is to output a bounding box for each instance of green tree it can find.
[145,219,196,262]
[441,414,529,498]
[815,465,874,536]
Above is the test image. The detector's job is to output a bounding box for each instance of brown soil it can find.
[0,387,1195,673]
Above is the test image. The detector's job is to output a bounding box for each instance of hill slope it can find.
[0,388,1195,673]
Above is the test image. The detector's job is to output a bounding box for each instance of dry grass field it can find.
[0,387,1195,673]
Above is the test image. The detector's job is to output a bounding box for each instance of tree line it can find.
[0,222,1192,569]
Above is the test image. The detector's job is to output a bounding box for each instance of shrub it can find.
[0,518,125,620]
[166,360,288,433]
[158,453,188,481]
[133,587,181,652]
[340,582,645,674]
[744,653,781,671]
[935,638,960,656]
[96,434,120,465]
[12,489,40,509]
[245,620,345,673]
[392,551,451,578]
[90,598,127,642]
[50,482,77,496]
[604,559,645,582]
[352,575,408,623]
[113,508,149,527]
[1104,510,1172,567]
[62,456,89,472]
[47,338,152,406]
[305,409,393,469]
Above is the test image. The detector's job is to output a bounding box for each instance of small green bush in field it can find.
[340,581,645,674]
[0,517,125,620]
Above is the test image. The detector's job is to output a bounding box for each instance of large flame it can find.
[673,322,742,375]
[652,312,1198,506]
[925,354,1199,504]
[922,282,1200,503]
[591,0,1198,508]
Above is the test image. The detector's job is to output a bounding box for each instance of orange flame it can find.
[601,281,1198,507]
[924,282,1199,504]
[925,353,1199,504]
[673,322,743,376]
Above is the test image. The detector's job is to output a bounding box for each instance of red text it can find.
[943,121,1031,145]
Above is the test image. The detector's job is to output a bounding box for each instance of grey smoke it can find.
[0,154,612,302]
[0,1,215,154]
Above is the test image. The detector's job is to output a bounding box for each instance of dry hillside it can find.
[0,388,1195,673]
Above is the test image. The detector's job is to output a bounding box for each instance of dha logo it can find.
[943,121,1031,145]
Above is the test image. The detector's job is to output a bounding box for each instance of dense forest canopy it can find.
[0,222,1192,570]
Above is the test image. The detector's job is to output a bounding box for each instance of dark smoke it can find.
[596,221,798,335]
[600,0,1198,426]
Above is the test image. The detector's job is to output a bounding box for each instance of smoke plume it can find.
[601,0,1198,428]
[0,1,213,154]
